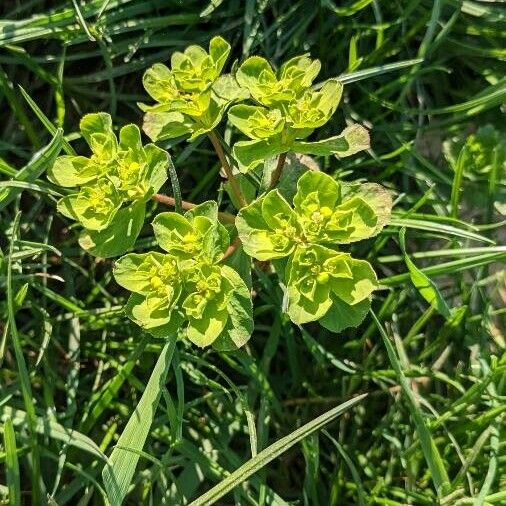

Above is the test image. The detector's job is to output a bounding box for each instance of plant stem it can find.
[221,236,241,261]
[270,152,287,189]
[208,130,248,208]
[153,193,236,224]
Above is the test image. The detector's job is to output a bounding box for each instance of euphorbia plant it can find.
[228,55,370,174]
[113,202,253,349]
[140,36,244,143]
[49,37,393,347]
[48,112,168,257]
[236,171,391,330]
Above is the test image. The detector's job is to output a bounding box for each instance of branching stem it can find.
[153,194,236,224]
[208,130,248,208]
[221,236,241,261]
[270,152,287,189]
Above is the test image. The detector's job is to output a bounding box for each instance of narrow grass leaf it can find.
[0,406,108,461]
[389,218,494,244]
[450,145,468,219]
[399,228,451,319]
[3,417,21,506]
[6,212,42,504]
[371,310,451,497]
[167,153,183,214]
[18,85,75,155]
[380,251,506,286]
[188,393,367,506]
[102,335,177,506]
[0,129,63,210]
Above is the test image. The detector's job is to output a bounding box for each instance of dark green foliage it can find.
[0,1,504,505]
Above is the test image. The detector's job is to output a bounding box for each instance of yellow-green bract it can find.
[48,112,169,258]
[140,36,246,142]
[113,201,253,349]
[228,54,370,172]
[236,171,393,330]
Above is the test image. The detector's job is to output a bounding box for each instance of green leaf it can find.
[399,228,451,319]
[184,200,219,221]
[142,63,179,103]
[3,417,21,506]
[279,54,321,90]
[1,405,107,462]
[228,104,285,139]
[102,336,177,506]
[0,128,63,210]
[293,124,370,157]
[319,296,370,333]
[57,180,122,231]
[113,252,168,294]
[124,293,184,338]
[208,35,231,75]
[330,257,377,305]
[212,74,249,103]
[371,311,451,497]
[326,196,378,243]
[233,137,286,172]
[197,216,230,262]
[287,80,342,130]
[152,210,227,262]
[235,54,321,107]
[236,193,297,260]
[293,170,340,212]
[388,217,494,244]
[48,155,103,187]
[186,303,229,347]
[79,201,146,258]
[262,189,298,229]
[212,265,254,351]
[170,37,229,93]
[341,182,393,238]
[188,393,367,506]
[152,211,194,252]
[293,172,379,244]
[236,56,284,105]
[187,95,228,141]
[144,144,169,194]
[79,112,113,146]
[18,85,75,155]
[152,211,224,262]
[119,123,142,152]
[142,111,194,142]
[285,245,342,324]
[287,281,333,324]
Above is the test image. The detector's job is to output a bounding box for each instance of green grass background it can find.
[0,0,505,504]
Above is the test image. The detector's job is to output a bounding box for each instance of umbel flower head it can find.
[236,171,392,329]
[140,36,245,142]
[114,202,253,349]
[227,53,370,173]
[48,112,169,258]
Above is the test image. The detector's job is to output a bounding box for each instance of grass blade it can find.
[3,417,21,506]
[399,228,451,319]
[0,129,63,210]
[380,251,506,286]
[6,212,42,504]
[102,335,177,505]
[18,85,75,155]
[371,310,451,497]
[0,405,107,461]
[188,393,367,506]
[389,217,494,244]
[450,145,468,219]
